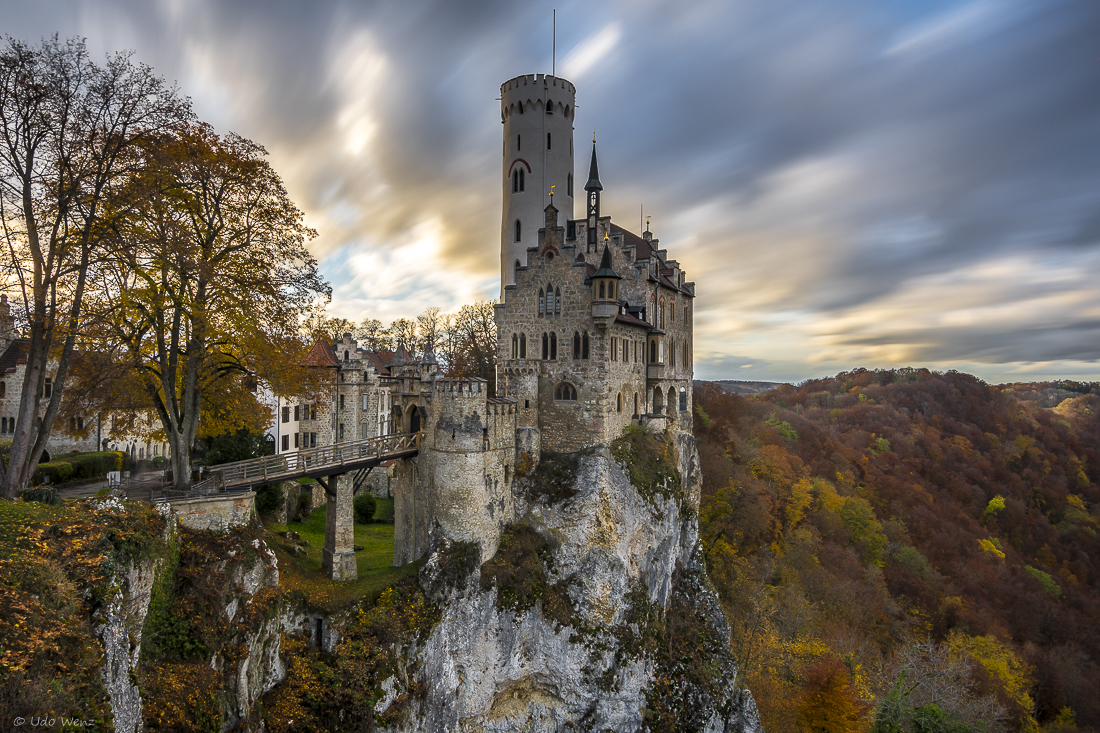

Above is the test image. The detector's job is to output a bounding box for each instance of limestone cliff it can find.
[376,430,762,732]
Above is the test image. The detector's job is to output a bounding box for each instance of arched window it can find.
[649,340,657,364]
[653,387,664,412]
[554,383,577,402]
[518,101,524,114]
[599,281,605,299]
[515,219,522,242]
[517,134,521,150]
[582,332,590,359]
[513,170,519,192]
[683,341,688,367]
[554,287,561,315]
[547,132,552,150]
[659,300,666,329]
[684,303,689,322]
[520,333,527,358]
[546,98,554,114]
[514,259,521,277]
[565,104,571,119]
[567,173,573,197]
[679,387,688,413]
[617,393,623,412]
[512,333,518,358]
[667,387,676,416]
[542,332,549,360]
[550,332,558,360]
[670,339,675,368]
[573,331,581,358]
[633,392,638,416]
[538,288,545,317]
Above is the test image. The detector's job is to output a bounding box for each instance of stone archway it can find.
[405,404,422,434]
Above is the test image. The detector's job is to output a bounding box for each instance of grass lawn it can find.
[263,498,416,612]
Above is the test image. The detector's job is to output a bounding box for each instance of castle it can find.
[298,73,695,580]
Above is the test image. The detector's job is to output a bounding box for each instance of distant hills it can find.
[694,368,1100,732]
[705,379,788,395]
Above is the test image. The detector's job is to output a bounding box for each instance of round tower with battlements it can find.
[500,73,576,292]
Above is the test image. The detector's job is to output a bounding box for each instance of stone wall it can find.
[394,380,518,566]
[168,492,256,532]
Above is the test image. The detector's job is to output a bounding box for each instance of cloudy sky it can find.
[4,0,1099,384]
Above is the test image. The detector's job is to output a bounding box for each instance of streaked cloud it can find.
[2,0,1097,384]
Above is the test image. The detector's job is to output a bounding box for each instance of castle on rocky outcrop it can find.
[301,73,695,580]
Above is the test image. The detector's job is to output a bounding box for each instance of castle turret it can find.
[591,242,621,326]
[500,74,576,291]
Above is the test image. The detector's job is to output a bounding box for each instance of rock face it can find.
[99,554,161,733]
[97,517,291,733]
[379,434,762,733]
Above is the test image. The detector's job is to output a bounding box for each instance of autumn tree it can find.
[0,36,190,496]
[448,300,497,391]
[388,317,417,354]
[797,655,871,733]
[85,123,328,488]
[355,317,390,351]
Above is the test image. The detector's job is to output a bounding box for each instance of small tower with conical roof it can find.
[591,243,621,327]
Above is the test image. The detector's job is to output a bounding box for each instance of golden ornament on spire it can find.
[549,184,555,197]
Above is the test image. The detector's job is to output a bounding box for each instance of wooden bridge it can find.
[201,432,420,493]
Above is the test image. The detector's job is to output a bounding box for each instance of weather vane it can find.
[549,184,555,198]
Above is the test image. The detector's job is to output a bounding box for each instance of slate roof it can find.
[0,338,29,375]
[615,311,651,329]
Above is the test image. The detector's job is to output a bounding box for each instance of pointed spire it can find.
[592,243,621,280]
[585,142,603,192]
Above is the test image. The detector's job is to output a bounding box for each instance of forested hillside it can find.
[694,370,1100,733]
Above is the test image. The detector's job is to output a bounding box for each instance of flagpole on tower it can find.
[553,9,556,77]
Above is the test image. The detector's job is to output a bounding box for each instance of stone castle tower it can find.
[500,74,576,291]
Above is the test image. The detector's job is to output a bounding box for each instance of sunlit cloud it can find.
[562,22,622,79]
[2,0,1097,384]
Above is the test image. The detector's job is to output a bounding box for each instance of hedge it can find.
[31,450,125,485]
[32,461,74,485]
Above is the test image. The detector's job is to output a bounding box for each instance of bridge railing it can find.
[209,432,421,488]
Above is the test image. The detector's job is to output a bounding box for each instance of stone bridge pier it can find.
[321,473,357,582]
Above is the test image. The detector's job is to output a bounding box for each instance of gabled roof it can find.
[362,351,391,376]
[615,311,651,329]
[611,223,653,261]
[300,339,339,368]
[0,338,29,375]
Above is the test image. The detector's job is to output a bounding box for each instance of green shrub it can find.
[19,485,60,505]
[353,493,377,524]
[255,483,284,516]
[151,456,169,469]
[295,491,312,522]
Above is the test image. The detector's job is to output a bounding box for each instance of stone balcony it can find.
[646,363,666,380]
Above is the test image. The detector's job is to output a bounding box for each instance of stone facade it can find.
[495,196,695,454]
